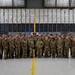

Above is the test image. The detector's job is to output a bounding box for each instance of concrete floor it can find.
[0,58,75,75]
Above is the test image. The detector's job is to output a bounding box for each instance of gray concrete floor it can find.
[0,58,75,75]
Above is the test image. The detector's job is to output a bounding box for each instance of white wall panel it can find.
[61,9,65,23]
[45,0,56,7]
[26,9,29,23]
[0,8,75,24]
[1,9,4,23]
[70,10,74,23]
[40,9,44,23]
[36,9,39,17]
[36,9,40,23]
[57,9,61,23]
[13,9,17,23]
[53,9,56,23]
[26,17,29,23]
[36,17,39,23]
[43,9,47,23]
[40,16,43,23]
[13,0,24,7]
[17,9,21,23]
[30,9,34,17]
[47,9,52,23]
[64,9,69,23]
[22,9,25,23]
[71,0,75,7]
[30,9,34,23]
[30,17,34,23]
[5,9,9,23]
[0,0,12,6]
[9,9,12,23]
[74,9,75,23]
[57,0,69,7]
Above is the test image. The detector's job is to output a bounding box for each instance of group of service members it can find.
[0,32,75,59]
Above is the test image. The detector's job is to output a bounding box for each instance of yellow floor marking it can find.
[28,58,36,75]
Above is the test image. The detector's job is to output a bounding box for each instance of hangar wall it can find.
[0,9,75,34]
[0,9,74,24]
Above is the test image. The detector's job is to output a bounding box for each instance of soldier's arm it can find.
[41,41,44,48]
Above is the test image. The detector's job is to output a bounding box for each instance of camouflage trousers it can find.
[29,48,35,58]
[57,47,63,58]
[51,48,56,58]
[44,47,50,57]
[9,48,14,58]
[64,47,69,58]
[15,48,20,58]
[4,48,8,59]
[72,47,75,58]
[37,48,42,58]
[22,48,27,58]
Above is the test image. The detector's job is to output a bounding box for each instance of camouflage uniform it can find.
[28,37,34,58]
[47,35,51,57]
[64,37,70,58]
[61,35,66,58]
[2,37,8,59]
[54,34,59,57]
[72,38,75,58]
[44,37,50,57]
[57,37,63,58]
[50,38,56,58]
[32,35,37,57]
[69,35,73,56]
[21,37,27,58]
[9,38,15,58]
[15,37,21,58]
[36,38,44,58]
[0,37,2,59]
[41,35,45,56]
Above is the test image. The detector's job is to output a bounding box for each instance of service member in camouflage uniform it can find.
[9,36,15,58]
[36,37,44,58]
[64,35,70,58]
[72,37,75,58]
[57,36,63,58]
[32,32,37,57]
[69,34,73,56]
[54,34,59,57]
[2,36,8,59]
[50,37,56,58]
[15,35,21,58]
[0,36,2,59]
[28,36,34,58]
[47,34,52,57]
[61,34,66,57]
[44,36,50,57]
[21,36,28,58]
